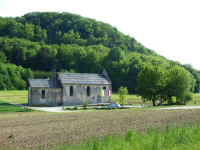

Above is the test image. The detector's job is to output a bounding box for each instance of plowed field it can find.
[1,109,200,149]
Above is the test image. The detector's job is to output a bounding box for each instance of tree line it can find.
[0,12,157,55]
[0,62,33,90]
[0,12,200,93]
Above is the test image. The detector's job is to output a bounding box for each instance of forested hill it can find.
[0,12,200,92]
[0,12,157,55]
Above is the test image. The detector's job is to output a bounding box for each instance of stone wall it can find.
[63,85,111,106]
[29,85,111,106]
[31,88,39,104]
[30,88,62,106]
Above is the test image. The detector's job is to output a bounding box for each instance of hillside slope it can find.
[0,12,199,92]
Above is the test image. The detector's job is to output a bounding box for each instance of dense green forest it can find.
[0,12,200,93]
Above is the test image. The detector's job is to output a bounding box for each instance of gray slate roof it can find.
[27,79,62,88]
[57,73,111,85]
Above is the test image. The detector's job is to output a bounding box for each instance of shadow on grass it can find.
[154,102,186,107]
[0,101,36,113]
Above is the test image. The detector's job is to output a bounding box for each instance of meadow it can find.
[1,90,200,106]
[0,90,28,104]
[0,101,35,113]
[112,92,200,106]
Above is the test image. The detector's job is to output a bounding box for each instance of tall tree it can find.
[36,46,50,71]
[164,65,195,104]
[136,64,166,106]
[0,51,6,63]
[12,41,26,66]
[107,47,125,62]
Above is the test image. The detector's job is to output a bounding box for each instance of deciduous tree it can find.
[136,64,166,106]
[118,86,128,107]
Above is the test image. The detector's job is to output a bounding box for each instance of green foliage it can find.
[73,106,78,110]
[165,65,195,104]
[32,70,51,79]
[0,12,199,93]
[0,62,32,90]
[136,64,166,106]
[182,91,193,104]
[136,64,196,106]
[183,63,200,93]
[82,102,88,109]
[0,51,7,63]
[118,86,128,107]
[107,47,125,62]
[8,134,15,139]
[60,69,75,73]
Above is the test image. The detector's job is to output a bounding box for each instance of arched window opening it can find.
[87,86,90,96]
[42,90,45,98]
[103,86,106,90]
[70,86,73,96]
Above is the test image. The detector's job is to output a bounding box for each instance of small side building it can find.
[26,79,63,105]
[26,69,112,106]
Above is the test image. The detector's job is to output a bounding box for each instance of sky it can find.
[0,0,200,71]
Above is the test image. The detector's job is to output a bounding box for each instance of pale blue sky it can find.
[0,0,200,70]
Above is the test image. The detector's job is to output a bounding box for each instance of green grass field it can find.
[0,90,200,106]
[0,90,39,113]
[0,100,35,113]
[0,90,28,104]
[112,92,200,106]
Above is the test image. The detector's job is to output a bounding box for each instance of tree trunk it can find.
[176,97,177,104]
[168,96,171,105]
[152,97,155,106]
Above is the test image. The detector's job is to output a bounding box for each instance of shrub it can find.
[73,106,78,110]
[82,102,88,109]
[118,86,128,107]
[8,134,15,138]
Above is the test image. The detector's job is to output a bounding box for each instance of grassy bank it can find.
[0,100,35,113]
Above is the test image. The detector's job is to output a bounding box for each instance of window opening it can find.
[87,86,90,96]
[42,90,45,98]
[70,86,73,96]
[103,87,106,90]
